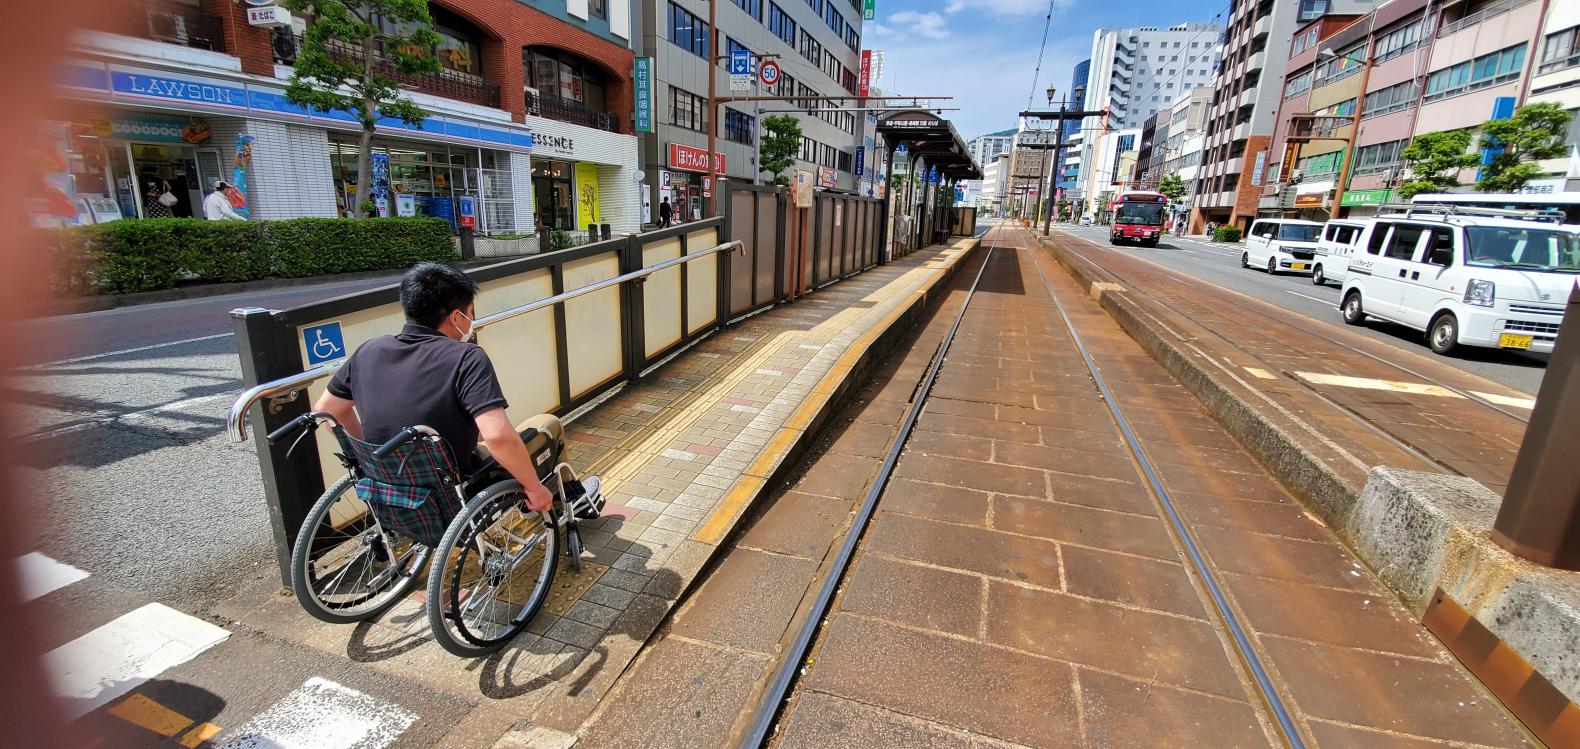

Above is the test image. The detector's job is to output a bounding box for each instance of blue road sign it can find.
[729,49,751,76]
[855,146,865,177]
[303,322,347,366]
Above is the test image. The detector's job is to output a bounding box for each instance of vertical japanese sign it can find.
[863,0,875,20]
[855,146,865,177]
[634,57,654,133]
[859,50,872,97]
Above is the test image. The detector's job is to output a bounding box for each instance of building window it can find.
[1316,43,1366,82]
[799,29,822,65]
[590,0,607,19]
[1424,43,1526,101]
[805,0,823,14]
[731,0,763,21]
[1297,0,1328,21]
[724,108,755,144]
[670,86,709,132]
[845,25,860,50]
[1353,139,1406,175]
[1362,80,1418,118]
[1374,15,1429,63]
[669,4,710,59]
[825,5,844,35]
[1541,25,1580,75]
[1284,68,1313,98]
[837,149,853,172]
[769,3,796,44]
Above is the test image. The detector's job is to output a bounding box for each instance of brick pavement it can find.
[585,227,1534,748]
[214,238,978,745]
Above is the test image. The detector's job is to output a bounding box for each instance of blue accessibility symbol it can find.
[303,322,346,366]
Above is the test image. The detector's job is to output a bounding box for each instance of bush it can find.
[53,217,458,296]
[1212,225,1243,243]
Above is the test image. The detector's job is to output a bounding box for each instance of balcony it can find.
[275,33,501,109]
[135,1,226,53]
[1442,0,1535,36]
[527,91,619,133]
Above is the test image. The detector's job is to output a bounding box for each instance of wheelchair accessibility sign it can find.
[303,322,346,366]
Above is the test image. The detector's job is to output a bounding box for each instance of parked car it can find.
[1339,205,1578,355]
[1079,215,1094,226]
[1241,219,1323,275]
[1313,219,1367,286]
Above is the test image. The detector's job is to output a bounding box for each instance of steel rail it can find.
[227,240,744,442]
[738,237,998,748]
[1024,233,1308,749]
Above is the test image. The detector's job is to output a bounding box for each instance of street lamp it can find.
[1047,84,1057,107]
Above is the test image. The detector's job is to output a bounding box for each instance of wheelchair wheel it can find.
[291,475,429,624]
[426,480,559,657]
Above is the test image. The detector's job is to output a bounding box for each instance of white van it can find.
[1241,219,1323,275]
[1339,206,1578,355]
[1313,220,1367,286]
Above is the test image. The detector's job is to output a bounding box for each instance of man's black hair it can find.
[400,262,480,328]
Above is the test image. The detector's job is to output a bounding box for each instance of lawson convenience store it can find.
[52,58,538,232]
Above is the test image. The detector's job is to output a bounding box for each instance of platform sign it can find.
[303,322,346,366]
[760,60,781,88]
[730,49,751,92]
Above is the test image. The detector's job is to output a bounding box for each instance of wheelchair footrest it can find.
[564,476,605,521]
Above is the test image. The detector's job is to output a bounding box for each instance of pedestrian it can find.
[144,180,176,219]
[205,180,245,221]
[658,197,672,228]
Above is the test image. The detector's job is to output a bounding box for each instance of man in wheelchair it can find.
[312,261,565,513]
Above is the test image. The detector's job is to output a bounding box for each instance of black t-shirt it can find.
[327,323,508,472]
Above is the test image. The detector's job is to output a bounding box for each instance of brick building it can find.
[50,0,643,240]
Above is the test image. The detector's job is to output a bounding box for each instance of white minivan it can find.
[1339,207,1578,355]
[1312,220,1367,287]
[1241,219,1323,275]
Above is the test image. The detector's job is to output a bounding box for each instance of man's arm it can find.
[312,391,363,440]
[475,408,554,512]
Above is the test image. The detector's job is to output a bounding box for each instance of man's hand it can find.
[476,408,555,512]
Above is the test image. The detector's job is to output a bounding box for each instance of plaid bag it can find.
[336,431,465,548]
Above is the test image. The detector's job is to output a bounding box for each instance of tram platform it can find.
[212,237,980,744]
[574,226,1535,748]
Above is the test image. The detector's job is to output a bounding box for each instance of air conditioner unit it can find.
[1289,169,1303,183]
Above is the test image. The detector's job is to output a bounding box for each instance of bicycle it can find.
[267,411,604,657]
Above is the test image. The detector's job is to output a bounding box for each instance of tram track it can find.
[1037,228,1531,485]
[739,226,1312,748]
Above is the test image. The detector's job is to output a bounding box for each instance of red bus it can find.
[1110,190,1168,247]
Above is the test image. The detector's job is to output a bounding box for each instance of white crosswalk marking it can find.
[46,602,230,720]
[16,552,89,601]
[217,677,418,749]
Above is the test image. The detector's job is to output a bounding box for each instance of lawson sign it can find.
[66,61,534,153]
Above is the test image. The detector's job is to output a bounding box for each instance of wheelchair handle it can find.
[267,413,314,446]
[372,425,441,460]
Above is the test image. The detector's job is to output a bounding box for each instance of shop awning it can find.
[876,110,982,181]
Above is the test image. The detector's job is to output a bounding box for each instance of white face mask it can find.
[455,310,477,343]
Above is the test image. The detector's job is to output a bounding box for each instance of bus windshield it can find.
[1115,202,1166,227]
[1276,224,1322,242]
[1464,226,1580,273]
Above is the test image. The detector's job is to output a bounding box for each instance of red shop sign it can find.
[669,143,726,174]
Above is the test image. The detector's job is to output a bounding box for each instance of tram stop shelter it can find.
[876,110,982,256]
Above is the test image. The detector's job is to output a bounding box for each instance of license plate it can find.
[1289,263,1307,270]
[1499,333,1533,350]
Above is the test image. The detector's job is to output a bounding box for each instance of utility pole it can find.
[1021,87,1104,237]
[706,0,719,217]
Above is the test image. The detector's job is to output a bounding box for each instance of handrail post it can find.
[232,307,323,586]
[622,232,646,383]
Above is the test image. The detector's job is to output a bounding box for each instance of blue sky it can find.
[865,0,1223,140]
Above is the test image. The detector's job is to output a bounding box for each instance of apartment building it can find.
[1163,87,1212,216]
[641,0,865,220]
[1194,0,1376,232]
[56,0,643,237]
[1530,0,1580,191]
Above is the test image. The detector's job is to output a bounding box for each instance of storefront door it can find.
[532,160,575,232]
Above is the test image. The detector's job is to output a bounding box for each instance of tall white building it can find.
[968,129,1018,165]
[1071,23,1222,214]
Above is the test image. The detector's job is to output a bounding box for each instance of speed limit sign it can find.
[760,59,781,88]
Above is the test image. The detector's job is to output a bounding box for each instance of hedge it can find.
[1212,225,1243,243]
[49,217,458,296]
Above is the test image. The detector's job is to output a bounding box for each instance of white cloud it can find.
[941,0,1077,17]
[944,0,966,12]
[887,10,950,39]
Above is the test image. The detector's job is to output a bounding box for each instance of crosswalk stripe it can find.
[45,603,230,721]
[216,677,418,749]
[16,552,90,601]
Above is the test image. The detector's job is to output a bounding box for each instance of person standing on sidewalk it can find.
[204,180,245,221]
[658,197,673,228]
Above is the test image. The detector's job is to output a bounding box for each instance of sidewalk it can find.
[213,237,980,744]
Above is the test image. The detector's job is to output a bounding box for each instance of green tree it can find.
[280,0,443,218]
[1157,173,1186,202]
[759,115,803,186]
[1397,129,1479,199]
[1476,103,1573,193]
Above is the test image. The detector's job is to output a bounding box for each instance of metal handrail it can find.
[227,240,745,442]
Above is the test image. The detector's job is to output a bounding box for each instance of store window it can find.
[533,159,576,231]
[329,137,496,225]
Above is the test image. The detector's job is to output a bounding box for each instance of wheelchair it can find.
[267,411,604,657]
